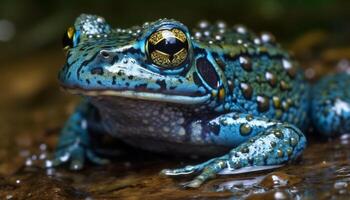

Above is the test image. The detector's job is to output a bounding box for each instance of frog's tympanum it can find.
[54,14,350,187]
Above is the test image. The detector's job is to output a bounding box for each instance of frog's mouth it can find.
[62,87,211,105]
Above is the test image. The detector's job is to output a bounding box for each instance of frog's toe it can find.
[48,144,109,170]
[161,157,219,176]
[181,179,203,188]
[183,159,228,188]
[68,147,85,170]
[47,145,85,170]
[48,152,70,168]
[161,165,197,176]
[162,157,228,187]
[86,149,110,165]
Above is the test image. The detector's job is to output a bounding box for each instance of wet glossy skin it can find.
[53,14,350,187]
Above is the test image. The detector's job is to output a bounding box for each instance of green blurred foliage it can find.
[0,0,349,60]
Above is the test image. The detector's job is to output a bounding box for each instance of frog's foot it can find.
[162,123,307,188]
[163,158,228,188]
[48,101,110,170]
[49,137,110,170]
[161,157,217,176]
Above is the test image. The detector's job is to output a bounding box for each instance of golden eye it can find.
[147,28,188,68]
[62,26,75,50]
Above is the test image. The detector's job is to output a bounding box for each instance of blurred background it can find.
[0,1,350,199]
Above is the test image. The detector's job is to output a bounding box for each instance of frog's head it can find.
[59,14,227,107]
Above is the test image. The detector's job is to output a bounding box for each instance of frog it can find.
[52,14,350,188]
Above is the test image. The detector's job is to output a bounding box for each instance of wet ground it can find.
[1,32,350,200]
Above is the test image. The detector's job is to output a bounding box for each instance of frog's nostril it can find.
[91,67,104,75]
[100,50,119,62]
[100,50,111,58]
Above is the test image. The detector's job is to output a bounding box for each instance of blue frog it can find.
[53,14,350,187]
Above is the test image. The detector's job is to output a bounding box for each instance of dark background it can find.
[1,0,350,61]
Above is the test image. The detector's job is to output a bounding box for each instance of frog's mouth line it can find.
[63,87,211,105]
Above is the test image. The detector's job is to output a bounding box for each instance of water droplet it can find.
[282,59,292,69]
[46,168,55,176]
[215,35,222,41]
[31,155,37,160]
[194,32,202,38]
[204,31,210,37]
[59,153,70,162]
[45,160,53,168]
[334,181,348,190]
[39,143,47,151]
[96,17,105,23]
[216,21,226,29]
[25,158,33,166]
[274,191,288,200]
[254,38,261,45]
[198,20,209,29]
[261,32,276,43]
[235,25,247,34]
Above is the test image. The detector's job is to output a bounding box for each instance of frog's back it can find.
[192,22,309,128]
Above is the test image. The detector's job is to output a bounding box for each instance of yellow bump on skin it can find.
[240,123,252,136]
[274,130,283,138]
[211,90,218,97]
[272,96,281,108]
[290,137,298,146]
[286,148,293,156]
[277,149,284,157]
[218,88,225,101]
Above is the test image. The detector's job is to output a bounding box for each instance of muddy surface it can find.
[1,33,350,200]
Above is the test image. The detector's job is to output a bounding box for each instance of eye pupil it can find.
[147,28,189,68]
[154,37,186,55]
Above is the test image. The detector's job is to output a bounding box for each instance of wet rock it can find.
[0,171,87,200]
[259,172,302,189]
[246,189,292,200]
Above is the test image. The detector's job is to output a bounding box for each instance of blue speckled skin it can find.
[53,14,350,187]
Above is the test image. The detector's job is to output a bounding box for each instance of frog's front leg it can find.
[161,113,307,188]
[50,100,109,170]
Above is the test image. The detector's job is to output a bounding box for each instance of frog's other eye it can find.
[62,26,77,50]
[146,28,189,69]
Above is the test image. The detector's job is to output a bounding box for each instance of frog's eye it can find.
[62,26,76,50]
[146,28,189,68]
